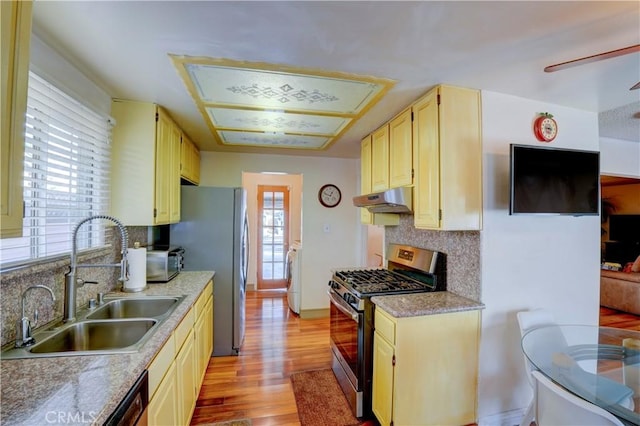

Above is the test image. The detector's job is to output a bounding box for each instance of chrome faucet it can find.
[63,215,130,322]
[15,285,56,348]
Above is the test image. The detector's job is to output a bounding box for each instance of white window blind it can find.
[0,72,112,266]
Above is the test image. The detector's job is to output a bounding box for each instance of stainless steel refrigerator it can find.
[170,186,248,356]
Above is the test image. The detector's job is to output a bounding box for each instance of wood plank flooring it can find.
[191,291,640,425]
[191,290,331,425]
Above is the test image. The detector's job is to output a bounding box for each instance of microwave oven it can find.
[146,246,184,282]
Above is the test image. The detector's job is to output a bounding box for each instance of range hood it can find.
[353,187,412,214]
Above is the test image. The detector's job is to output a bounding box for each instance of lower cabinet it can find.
[372,308,481,426]
[148,361,178,426]
[176,328,197,425]
[195,293,213,383]
[148,280,213,425]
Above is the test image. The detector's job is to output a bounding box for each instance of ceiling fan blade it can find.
[544,44,640,73]
[630,81,640,91]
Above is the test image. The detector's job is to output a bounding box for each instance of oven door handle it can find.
[328,291,359,322]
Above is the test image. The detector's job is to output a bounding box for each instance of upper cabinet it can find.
[180,133,200,185]
[370,125,390,192]
[413,85,482,230]
[369,108,414,193]
[360,135,400,226]
[1,0,32,238]
[360,135,373,224]
[388,108,413,188]
[110,100,182,226]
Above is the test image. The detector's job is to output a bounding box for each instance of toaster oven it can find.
[146,246,184,282]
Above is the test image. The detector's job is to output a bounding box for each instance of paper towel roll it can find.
[124,245,147,292]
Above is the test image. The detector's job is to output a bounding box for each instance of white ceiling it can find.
[31,1,640,158]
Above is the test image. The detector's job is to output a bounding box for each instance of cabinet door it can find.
[195,295,213,385]
[372,332,394,426]
[176,329,196,425]
[438,85,482,230]
[389,108,413,188]
[393,310,480,425]
[412,90,440,229]
[169,122,181,223]
[1,0,32,238]
[371,125,390,192]
[148,361,179,426]
[360,135,373,224]
[154,109,172,224]
[181,134,201,185]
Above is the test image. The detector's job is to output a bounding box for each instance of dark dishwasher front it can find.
[104,370,149,426]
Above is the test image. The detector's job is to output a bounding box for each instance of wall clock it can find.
[318,184,341,208]
[533,113,558,142]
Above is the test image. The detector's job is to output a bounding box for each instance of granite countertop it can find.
[371,291,485,318]
[0,271,214,426]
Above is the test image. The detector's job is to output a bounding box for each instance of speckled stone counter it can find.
[371,291,484,318]
[0,271,214,426]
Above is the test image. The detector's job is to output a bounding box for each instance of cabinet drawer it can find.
[195,280,213,318]
[148,333,176,398]
[375,309,396,344]
[174,308,194,351]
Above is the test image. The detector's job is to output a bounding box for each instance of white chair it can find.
[517,309,558,426]
[532,371,625,426]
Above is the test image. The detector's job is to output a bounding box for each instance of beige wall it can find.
[199,151,362,312]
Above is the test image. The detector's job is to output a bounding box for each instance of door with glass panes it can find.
[257,186,289,289]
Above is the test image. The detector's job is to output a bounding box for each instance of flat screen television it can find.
[509,144,600,215]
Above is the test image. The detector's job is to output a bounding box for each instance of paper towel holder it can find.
[124,242,147,293]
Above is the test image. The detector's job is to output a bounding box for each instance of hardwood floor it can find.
[191,290,331,425]
[191,291,640,425]
[599,306,640,331]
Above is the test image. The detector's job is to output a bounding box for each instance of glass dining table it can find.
[521,325,640,425]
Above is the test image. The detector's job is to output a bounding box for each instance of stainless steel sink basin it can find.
[29,319,157,354]
[1,294,186,359]
[86,296,181,320]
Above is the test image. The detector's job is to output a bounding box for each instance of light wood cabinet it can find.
[360,135,373,224]
[180,133,201,185]
[176,328,196,425]
[372,308,481,426]
[110,100,181,226]
[195,280,213,384]
[360,136,399,226]
[388,108,413,188]
[148,361,179,426]
[412,85,482,230]
[371,125,390,192]
[1,0,32,238]
[148,281,213,425]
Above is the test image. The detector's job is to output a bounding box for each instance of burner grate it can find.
[334,268,434,296]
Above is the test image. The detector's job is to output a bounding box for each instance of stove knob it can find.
[344,293,354,304]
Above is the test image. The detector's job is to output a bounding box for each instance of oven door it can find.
[329,289,364,395]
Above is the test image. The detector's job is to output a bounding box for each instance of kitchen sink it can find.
[29,319,157,354]
[1,294,186,359]
[86,296,181,320]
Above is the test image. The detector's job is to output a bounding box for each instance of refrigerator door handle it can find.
[241,212,249,289]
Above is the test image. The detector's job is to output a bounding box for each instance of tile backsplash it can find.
[386,215,481,301]
[0,226,147,347]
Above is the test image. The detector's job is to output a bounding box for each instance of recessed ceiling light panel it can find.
[171,55,395,151]
[219,131,330,149]
[206,108,350,135]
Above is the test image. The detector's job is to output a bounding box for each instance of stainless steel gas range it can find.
[328,244,446,419]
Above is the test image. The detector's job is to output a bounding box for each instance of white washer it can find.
[286,242,302,314]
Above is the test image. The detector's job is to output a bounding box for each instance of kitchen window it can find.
[0,71,112,267]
